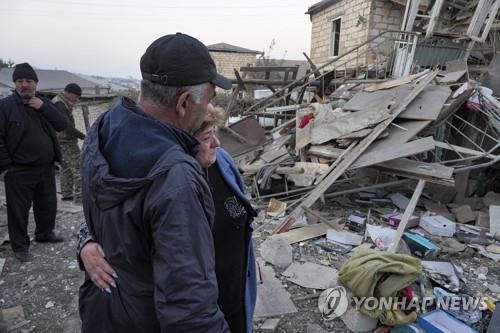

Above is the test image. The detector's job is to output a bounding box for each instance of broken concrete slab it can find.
[484,191,500,207]
[389,192,410,210]
[475,211,490,229]
[260,318,280,332]
[490,206,500,236]
[422,261,460,292]
[282,262,338,290]
[259,238,293,269]
[451,205,476,223]
[469,244,500,262]
[254,265,298,318]
[0,258,4,276]
[340,304,378,333]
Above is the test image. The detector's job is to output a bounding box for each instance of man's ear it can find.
[175,90,191,118]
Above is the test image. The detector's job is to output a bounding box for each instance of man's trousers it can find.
[4,165,57,253]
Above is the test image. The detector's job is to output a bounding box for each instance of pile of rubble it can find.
[223,65,500,332]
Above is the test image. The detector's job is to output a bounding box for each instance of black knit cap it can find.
[140,32,232,90]
[64,83,82,96]
[12,63,38,82]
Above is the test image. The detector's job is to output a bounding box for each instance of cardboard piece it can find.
[388,214,420,229]
[420,215,456,237]
[270,223,330,245]
[418,310,477,333]
[403,232,441,259]
[267,198,287,218]
[326,229,363,246]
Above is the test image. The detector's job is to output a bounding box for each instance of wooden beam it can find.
[388,179,426,253]
[274,70,439,233]
[351,136,436,169]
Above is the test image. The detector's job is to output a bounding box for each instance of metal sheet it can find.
[219,116,267,157]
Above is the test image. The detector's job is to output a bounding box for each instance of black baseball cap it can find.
[140,33,232,90]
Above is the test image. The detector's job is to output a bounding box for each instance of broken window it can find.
[330,17,341,58]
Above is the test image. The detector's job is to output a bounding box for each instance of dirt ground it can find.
[1,183,499,333]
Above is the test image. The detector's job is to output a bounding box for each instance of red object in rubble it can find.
[299,112,314,128]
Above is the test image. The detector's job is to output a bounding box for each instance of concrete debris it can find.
[451,205,476,224]
[422,261,460,293]
[259,238,293,269]
[260,318,281,332]
[254,265,297,318]
[340,304,378,333]
[282,262,338,290]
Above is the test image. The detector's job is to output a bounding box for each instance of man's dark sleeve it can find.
[146,174,230,333]
[54,102,86,140]
[0,101,12,172]
[39,98,67,131]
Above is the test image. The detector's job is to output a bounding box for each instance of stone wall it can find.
[309,0,372,70]
[367,0,404,65]
[309,0,405,70]
[210,51,257,80]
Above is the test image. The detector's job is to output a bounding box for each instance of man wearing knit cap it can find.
[52,83,85,203]
[0,62,67,262]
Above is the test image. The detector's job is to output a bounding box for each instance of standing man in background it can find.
[53,83,85,203]
[0,63,67,262]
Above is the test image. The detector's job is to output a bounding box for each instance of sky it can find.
[0,0,318,79]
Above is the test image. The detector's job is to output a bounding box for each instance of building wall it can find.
[210,51,257,80]
[309,0,405,70]
[367,0,404,65]
[309,0,373,70]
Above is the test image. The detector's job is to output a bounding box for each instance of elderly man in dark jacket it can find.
[0,63,67,262]
[78,33,233,332]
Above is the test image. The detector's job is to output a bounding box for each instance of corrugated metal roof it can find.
[207,42,261,54]
[306,0,342,15]
[0,68,106,91]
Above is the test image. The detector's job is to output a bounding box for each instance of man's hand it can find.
[28,97,44,110]
[80,242,117,293]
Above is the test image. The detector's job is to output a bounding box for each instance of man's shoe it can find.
[35,232,64,243]
[14,251,30,262]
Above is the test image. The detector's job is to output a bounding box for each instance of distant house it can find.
[0,68,111,96]
[208,43,262,81]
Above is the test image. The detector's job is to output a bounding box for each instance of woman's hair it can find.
[194,104,226,137]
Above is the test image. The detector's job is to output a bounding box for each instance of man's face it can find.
[14,79,37,100]
[182,84,216,135]
[64,91,80,104]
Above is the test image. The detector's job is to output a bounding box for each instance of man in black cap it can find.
[77,33,233,332]
[52,83,85,203]
[0,62,67,262]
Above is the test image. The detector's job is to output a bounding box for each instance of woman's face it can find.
[195,126,220,168]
